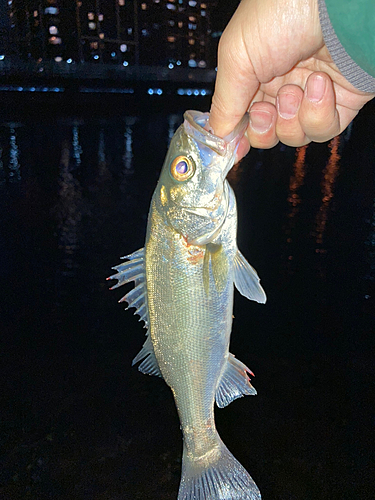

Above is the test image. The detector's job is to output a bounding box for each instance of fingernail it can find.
[306,74,326,103]
[249,110,273,134]
[277,93,300,119]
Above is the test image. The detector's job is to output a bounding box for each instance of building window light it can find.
[99,33,104,39]
[168,20,175,26]
[120,44,127,52]
[123,61,128,66]
[127,28,132,35]
[118,0,125,5]
[141,3,147,10]
[88,22,96,30]
[45,7,58,14]
[188,38,195,45]
[188,0,197,6]
[178,21,183,28]
[49,36,62,45]
[0,55,5,61]
[111,52,116,58]
[201,3,207,8]
[142,29,148,36]
[88,12,94,20]
[49,26,58,35]
[189,16,196,21]
[33,10,38,17]
[188,59,197,67]
[166,3,176,10]
[201,10,206,16]
[93,55,99,60]
[90,42,98,49]
[67,58,73,64]
[55,56,62,62]
[167,36,176,42]
[98,14,104,21]
[198,60,206,68]
[168,63,174,69]
[176,60,181,65]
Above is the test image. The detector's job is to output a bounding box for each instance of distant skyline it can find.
[3,0,239,69]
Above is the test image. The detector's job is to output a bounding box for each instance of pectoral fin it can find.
[233,250,266,304]
[203,243,229,295]
[216,353,257,408]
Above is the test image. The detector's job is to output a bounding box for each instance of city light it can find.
[177,88,211,96]
[5,1,217,74]
[148,88,163,95]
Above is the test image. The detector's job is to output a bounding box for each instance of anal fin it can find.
[215,353,256,408]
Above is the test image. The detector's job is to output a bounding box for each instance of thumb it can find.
[209,18,260,138]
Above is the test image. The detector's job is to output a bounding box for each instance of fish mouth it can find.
[183,110,249,157]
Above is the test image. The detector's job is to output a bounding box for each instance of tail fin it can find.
[178,436,261,500]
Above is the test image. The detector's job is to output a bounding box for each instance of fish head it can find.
[157,110,248,246]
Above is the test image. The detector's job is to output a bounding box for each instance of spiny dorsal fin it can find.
[215,353,256,408]
[107,247,149,327]
[108,248,162,378]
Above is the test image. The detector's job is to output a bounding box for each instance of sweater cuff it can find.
[318,0,375,93]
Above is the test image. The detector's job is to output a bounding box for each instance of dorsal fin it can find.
[107,247,149,327]
[108,247,162,378]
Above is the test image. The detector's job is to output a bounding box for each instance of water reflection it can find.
[0,125,22,184]
[284,145,308,263]
[123,125,134,174]
[287,145,308,220]
[54,139,83,276]
[314,136,340,248]
[1,107,375,500]
[72,123,83,167]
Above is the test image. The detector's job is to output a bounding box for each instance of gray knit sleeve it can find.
[318,0,375,93]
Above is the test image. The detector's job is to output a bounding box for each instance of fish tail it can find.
[178,434,261,500]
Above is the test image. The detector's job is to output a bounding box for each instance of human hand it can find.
[209,0,375,158]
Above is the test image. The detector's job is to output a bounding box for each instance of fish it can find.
[108,110,266,499]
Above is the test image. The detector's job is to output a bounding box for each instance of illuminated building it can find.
[138,0,217,68]
[6,0,219,68]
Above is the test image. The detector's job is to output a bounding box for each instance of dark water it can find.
[0,101,374,500]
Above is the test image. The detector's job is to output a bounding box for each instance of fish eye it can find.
[170,156,195,182]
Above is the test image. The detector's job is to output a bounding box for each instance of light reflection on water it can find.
[314,136,341,248]
[0,108,374,500]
